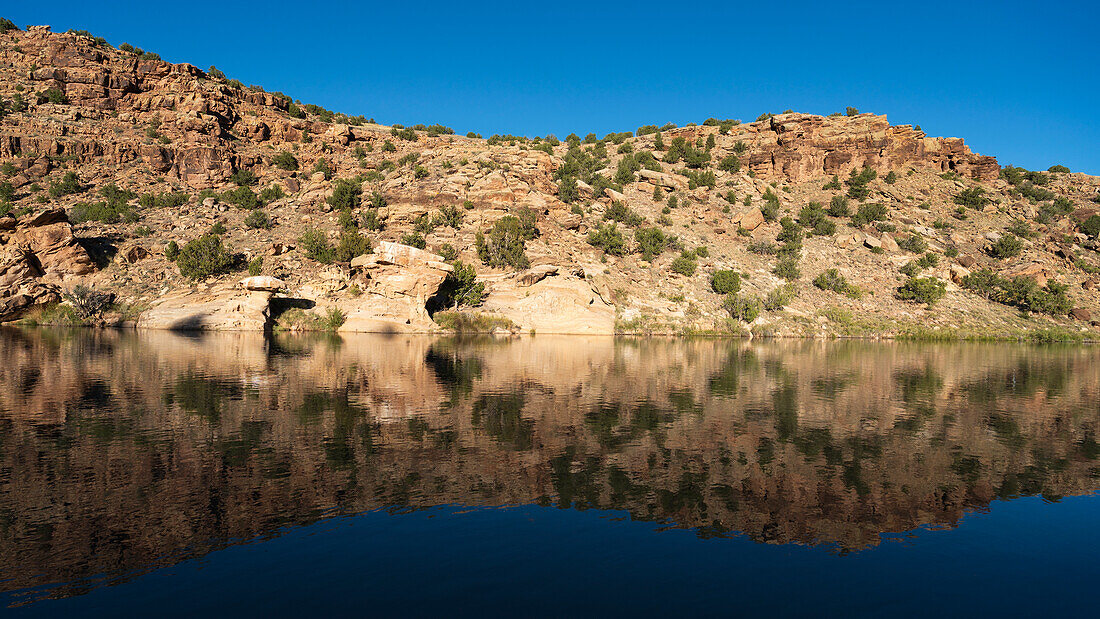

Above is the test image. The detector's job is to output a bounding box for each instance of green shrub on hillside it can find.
[273,151,299,170]
[895,276,946,305]
[587,223,626,256]
[986,235,1023,260]
[724,294,761,322]
[711,270,741,295]
[961,269,1072,315]
[299,228,334,264]
[177,234,236,279]
[476,215,536,270]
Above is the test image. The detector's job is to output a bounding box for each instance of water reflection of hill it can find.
[0,328,1097,601]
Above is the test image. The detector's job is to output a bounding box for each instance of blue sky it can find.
[8,1,1098,173]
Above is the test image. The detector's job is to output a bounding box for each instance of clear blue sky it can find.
[8,1,1098,173]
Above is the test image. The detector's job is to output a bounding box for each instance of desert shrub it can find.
[823,175,841,190]
[0,18,18,34]
[846,106,860,117]
[671,252,696,276]
[436,204,464,229]
[954,186,989,209]
[917,252,939,269]
[245,209,271,229]
[773,256,801,281]
[605,201,645,227]
[851,203,888,227]
[42,88,69,105]
[63,285,115,318]
[763,283,798,310]
[273,151,298,170]
[391,126,418,141]
[312,158,334,180]
[986,235,1023,260]
[634,226,671,261]
[761,189,780,222]
[884,170,897,184]
[717,154,741,173]
[362,209,383,231]
[711,270,741,295]
[1080,215,1100,239]
[1047,165,1070,173]
[164,240,179,260]
[48,172,83,197]
[895,276,946,305]
[138,190,189,209]
[222,186,260,209]
[587,223,626,256]
[749,241,778,255]
[435,260,485,309]
[827,195,850,217]
[961,269,1073,315]
[70,200,136,224]
[897,232,927,253]
[557,176,579,203]
[1007,220,1035,239]
[327,178,362,210]
[724,294,760,322]
[797,201,827,228]
[299,228,334,264]
[247,256,263,276]
[683,168,716,189]
[400,232,426,249]
[813,268,860,298]
[846,167,876,199]
[333,230,371,262]
[258,185,284,204]
[476,215,534,270]
[177,234,236,279]
[230,169,257,186]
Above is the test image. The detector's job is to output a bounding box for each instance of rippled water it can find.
[0,329,1097,616]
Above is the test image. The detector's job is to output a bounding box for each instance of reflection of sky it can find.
[8,495,1097,617]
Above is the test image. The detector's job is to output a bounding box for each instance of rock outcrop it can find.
[338,241,452,333]
[0,209,95,321]
[480,267,615,334]
[137,284,273,331]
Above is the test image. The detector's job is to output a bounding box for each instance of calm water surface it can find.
[0,329,1097,616]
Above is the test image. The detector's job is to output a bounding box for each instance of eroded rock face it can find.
[0,209,96,321]
[481,267,615,334]
[339,242,453,333]
[137,284,273,331]
[738,113,999,182]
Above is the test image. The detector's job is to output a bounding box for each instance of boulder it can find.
[734,208,765,231]
[480,273,615,334]
[240,276,285,292]
[138,285,273,331]
[1070,308,1091,322]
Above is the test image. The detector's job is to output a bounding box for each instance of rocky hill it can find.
[1,23,1098,337]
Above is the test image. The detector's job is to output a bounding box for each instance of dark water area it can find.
[0,328,1097,616]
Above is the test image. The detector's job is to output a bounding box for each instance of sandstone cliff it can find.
[0,24,1097,337]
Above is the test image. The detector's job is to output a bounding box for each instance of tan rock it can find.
[240,276,285,292]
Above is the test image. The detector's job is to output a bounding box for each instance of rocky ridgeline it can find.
[0,24,1098,336]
